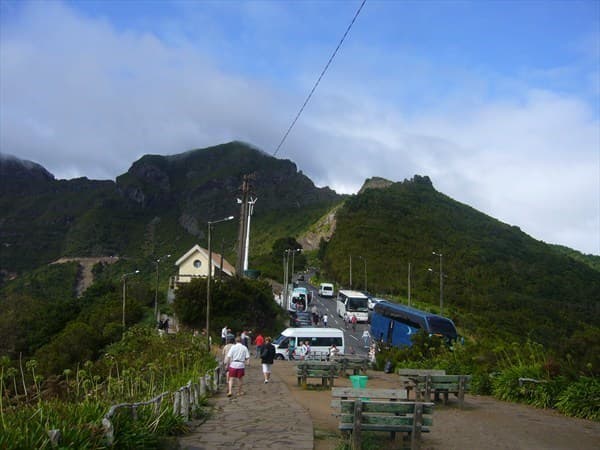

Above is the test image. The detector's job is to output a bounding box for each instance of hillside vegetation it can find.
[0,142,341,280]
[322,176,600,373]
[1,145,599,429]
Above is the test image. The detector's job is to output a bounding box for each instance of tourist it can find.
[254,332,264,359]
[225,336,250,397]
[260,337,276,383]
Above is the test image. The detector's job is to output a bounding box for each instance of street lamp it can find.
[122,270,140,329]
[206,215,234,351]
[154,254,171,322]
[291,248,301,283]
[432,251,443,315]
[282,248,300,310]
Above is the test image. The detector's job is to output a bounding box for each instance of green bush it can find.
[555,377,600,421]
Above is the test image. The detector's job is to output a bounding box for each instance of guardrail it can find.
[101,365,221,446]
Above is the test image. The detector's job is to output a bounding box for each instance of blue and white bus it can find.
[370,301,458,347]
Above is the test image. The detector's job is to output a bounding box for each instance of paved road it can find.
[178,361,313,450]
[296,280,371,357]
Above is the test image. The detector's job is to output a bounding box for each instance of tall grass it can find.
[1,325,215,449]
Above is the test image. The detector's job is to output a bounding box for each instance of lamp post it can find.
[206,215,234,352]
[291,248,301,283]
[154,254,171,322]
[122,270,140,329]
[432,251,443,315]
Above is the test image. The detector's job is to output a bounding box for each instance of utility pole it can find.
[236,175,250,275]
[243,197,258,272]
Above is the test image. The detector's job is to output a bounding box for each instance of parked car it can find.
[368,297,385,310]
[289,311,313,327]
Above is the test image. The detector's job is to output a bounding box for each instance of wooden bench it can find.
[296,361,339,388]
[331,387,432,450]
[397,369,446,400]
[331,355,370,375]
[304,350,329,361]
[415,374,471,408]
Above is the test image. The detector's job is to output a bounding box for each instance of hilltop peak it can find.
[358,177,394,193]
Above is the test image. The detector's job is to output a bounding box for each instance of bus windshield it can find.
[427,317,458,339]
[347,297,369,312]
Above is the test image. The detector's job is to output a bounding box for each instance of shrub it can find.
[555,377,600,421]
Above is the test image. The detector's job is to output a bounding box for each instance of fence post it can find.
[200,376,207,396]
[102,417,114,447]
[205,374,212,394]
[48,429,61,448]
[181,386,190,421]
[173,391,181,416]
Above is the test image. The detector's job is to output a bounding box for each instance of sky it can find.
[1,0,599,255]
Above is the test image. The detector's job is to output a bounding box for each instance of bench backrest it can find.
[397,368,446,376]
[332,387,408,402]
[423,374,471,388]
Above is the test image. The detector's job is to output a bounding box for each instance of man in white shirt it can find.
[221,325,228,345]
[226,336,250,396]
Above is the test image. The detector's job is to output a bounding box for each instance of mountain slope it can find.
[0,142,342,277]
[322,175,600,349]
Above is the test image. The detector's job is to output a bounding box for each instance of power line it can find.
[272,0,367,157]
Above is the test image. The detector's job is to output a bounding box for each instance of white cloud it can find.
[1,1,598,255]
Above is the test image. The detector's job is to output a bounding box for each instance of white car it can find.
[368,297,385,310]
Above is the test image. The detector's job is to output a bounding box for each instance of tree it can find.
[173,277,284,337]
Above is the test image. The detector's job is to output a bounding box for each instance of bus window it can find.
[348,297,368,312]
[427,317,458,340]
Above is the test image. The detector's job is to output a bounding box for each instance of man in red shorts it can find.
[225,336,250,397]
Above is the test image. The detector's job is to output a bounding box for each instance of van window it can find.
[299,337,342,347]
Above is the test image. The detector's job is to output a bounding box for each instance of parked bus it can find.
[336,290,369,323]
[272,327,345,360]
[370,301,458,347]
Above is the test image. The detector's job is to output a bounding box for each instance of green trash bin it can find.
[349,375,368,389]
[349,375,369,400]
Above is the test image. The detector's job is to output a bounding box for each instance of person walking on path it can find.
[254,333,264,358]
[222,336,234,385]
[260,336,276,383]
[351,314,357,332]
[322,313,328,327]
[225,336,250,397]
[362,329,371,348]
[221,325,228,345]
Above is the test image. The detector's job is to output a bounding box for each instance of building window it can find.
[193,259,202,268]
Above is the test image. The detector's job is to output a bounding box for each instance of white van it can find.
[272,327,345,360]
[318,282,335,298]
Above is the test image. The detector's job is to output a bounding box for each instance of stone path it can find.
[178,360,314,450]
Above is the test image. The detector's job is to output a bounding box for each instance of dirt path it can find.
[53,256,119,296]
[271,362,600,450]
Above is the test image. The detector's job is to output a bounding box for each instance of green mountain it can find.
[2,146,598,374]
[0,142,342,279]
[321,175,600,356]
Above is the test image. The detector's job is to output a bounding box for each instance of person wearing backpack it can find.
[260,337,276,383]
